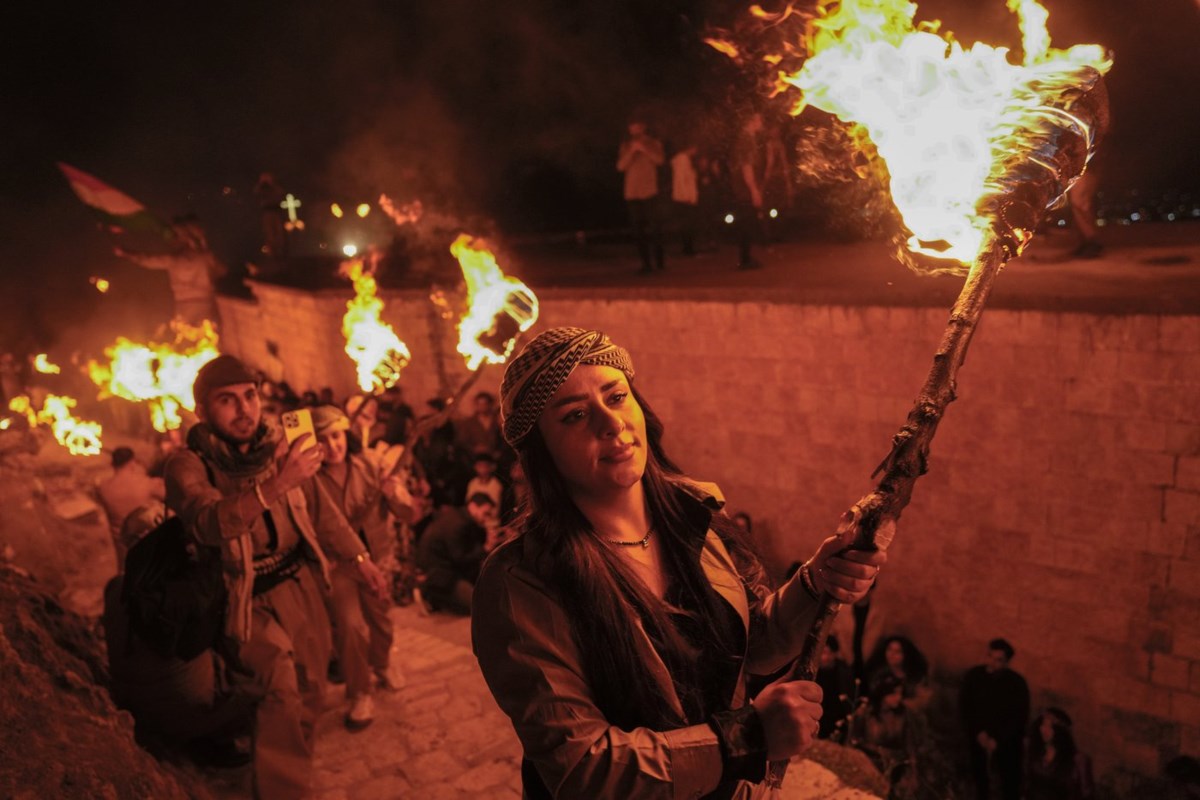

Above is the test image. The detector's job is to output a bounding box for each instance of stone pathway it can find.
[311,605,522,800]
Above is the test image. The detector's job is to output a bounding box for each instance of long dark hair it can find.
[513,383,768,730]
[1029,711,1078,768]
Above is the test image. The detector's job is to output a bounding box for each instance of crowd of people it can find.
[617,112,794,274]
[812,628,1096,800]
[87,335,1123,800]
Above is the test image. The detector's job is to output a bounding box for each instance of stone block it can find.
[1151,654,1193,690]
[1110,707,1181,749]
[453,760,517,794]
[1168,559,1200,597]
[1165,490,1200,527]
[1169,690,1200,725]
[1179,457,1200,492]
[1145,523,1188,558]
[1160,317,1200,352]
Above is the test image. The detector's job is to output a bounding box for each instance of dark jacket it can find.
[471,482,820,799]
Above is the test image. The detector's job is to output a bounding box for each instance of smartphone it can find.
[281,408,317,450]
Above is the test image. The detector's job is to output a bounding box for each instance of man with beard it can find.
[165,356,387,798]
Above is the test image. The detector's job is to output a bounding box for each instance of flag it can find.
[57,162,171,237]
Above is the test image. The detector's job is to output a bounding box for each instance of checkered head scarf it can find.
[500,327,635,446]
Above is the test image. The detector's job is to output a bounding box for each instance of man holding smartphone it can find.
[165,355,387,799]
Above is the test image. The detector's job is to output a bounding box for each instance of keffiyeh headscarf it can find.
[500,327,635,446]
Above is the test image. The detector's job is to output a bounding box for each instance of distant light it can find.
[331,203,344,218]
[0,419,9,431]
[1130,212,1141,222]
[356,203,371,218]
[222,186,233,196]
[342,244,358,257]
[724,214,735,224]
[1119,218,1131,226]
[769,208,778,219]
[34,354,61,375]
[1096,219,1107,227]
[1192,208,1200,217]
[1056,219,1067,227]
[90,276,111,293]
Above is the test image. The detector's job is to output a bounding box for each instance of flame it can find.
[90,276,111,293]
[331,203,344,218]
[34,354,61,375]
[339,259,411,393]
[378,194,423,226]
[448,234,539,371]
[9,395,103,456]
[87,319,221,432]
[780,0,1110,268]
[704,38,742,59]
[356,203,371,218]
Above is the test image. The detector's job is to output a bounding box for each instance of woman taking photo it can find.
[472,327,888,798]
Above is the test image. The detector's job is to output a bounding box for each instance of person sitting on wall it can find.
[864,634,932,714]
[1026,707,1094,800]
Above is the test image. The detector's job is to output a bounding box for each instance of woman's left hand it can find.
[807,520,891,603]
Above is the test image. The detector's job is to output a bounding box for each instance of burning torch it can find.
[401,234,540,448]
[751,0,1112,786]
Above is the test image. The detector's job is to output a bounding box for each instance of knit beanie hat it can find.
[192,355,259,408]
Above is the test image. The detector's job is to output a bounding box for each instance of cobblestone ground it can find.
[311,605,522,800]
[202,603,878,799]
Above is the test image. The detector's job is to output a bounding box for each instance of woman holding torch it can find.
[472,327,887,798]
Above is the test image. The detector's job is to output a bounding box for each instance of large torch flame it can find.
[339,258,411,393]
[448,234,539,371]
[87,319,221,433]
[781,0,1111,269]
[9,395,103,456]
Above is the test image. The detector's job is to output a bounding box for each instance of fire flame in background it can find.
[33,354,61,375]
[7,395,103,456]
[378,194,424,227]
[87,319,221,433]
[734,0,1111,269]
[339,258,412,393]
[449,234,540,371]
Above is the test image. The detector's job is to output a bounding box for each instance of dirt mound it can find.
[0,567,198,799]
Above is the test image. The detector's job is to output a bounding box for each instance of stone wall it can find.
[217,284,1200,787]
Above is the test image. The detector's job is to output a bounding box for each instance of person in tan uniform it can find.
[312,405,411,731]
[97,446,166,568]
[472,328,889,798]
[165,356,387,799]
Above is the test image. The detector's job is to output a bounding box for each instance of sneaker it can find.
[377,663,408,692]
[344,694,375,732]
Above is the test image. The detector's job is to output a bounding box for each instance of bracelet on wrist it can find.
[799,562,822,600]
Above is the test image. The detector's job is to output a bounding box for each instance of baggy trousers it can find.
[230,564,331,799]
[328,562,394,700]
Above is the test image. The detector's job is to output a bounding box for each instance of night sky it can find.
[3,0,1198,350]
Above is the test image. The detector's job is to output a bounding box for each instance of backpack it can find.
[120,515,226,661]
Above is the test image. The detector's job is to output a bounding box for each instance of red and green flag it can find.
[57,162,171,238]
